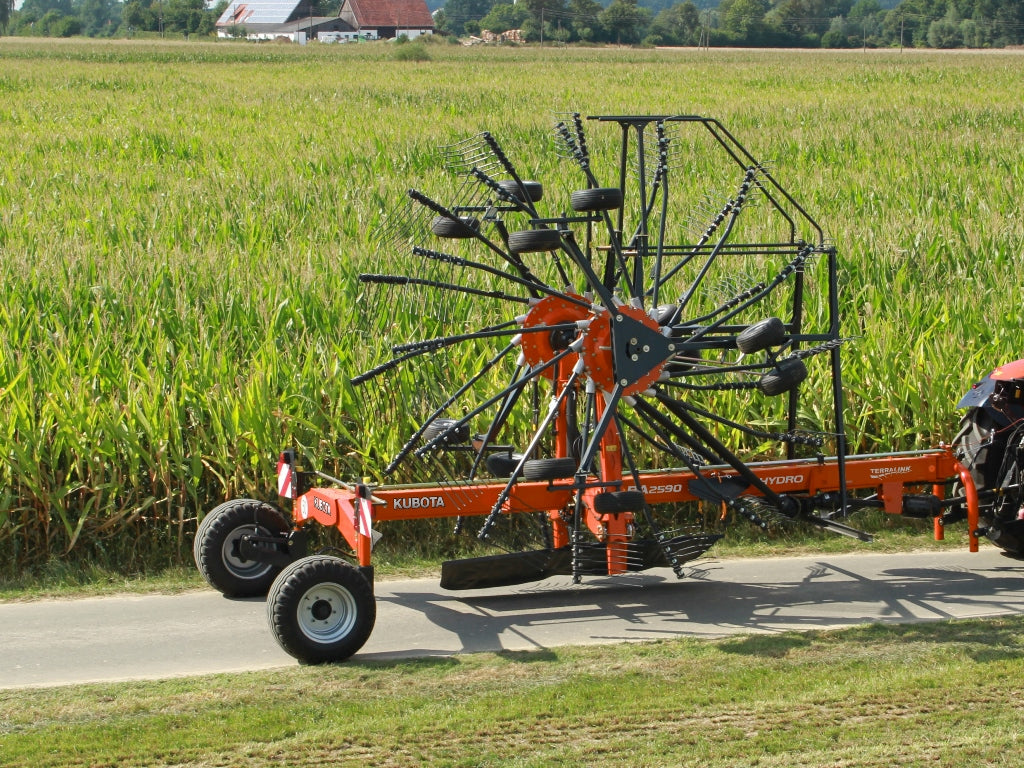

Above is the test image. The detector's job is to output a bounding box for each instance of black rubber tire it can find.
[653,304,678,326]
[430,215,479,239]
[422,418,470,446]
[193,498,291,598]
[758,357,808,396]
[737,317,787,354]
[570,187,623,212]
[508,229,562,254]
[498,180,543,203]
[267,555,376,664]
[592,490,646,513]
[522,457,577,481]
[952,408,1005,492]
[486,452,526,478]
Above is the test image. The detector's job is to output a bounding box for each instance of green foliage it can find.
[479,1,530,33]
[439,0,496,35]
[392,38,432,59]
[600,0,652,43]
[647,0,701,45]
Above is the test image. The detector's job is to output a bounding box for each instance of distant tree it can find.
[718,0,769,42]
[164,0,207,35]
[122,0,146,29]
[646,0,701,45]
[440,0,495,35]
[567,0,602,41]
[599,0,650,43]
[927,1,962,46]
[21,0,73,15]
[479,2,529,33]
[78,0,121,36]
[766,0,847,39]
[1,0,11,32]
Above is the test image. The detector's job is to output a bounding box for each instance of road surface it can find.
[2,548,1023,689]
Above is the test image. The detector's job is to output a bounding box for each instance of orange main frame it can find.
[290,447,980,573]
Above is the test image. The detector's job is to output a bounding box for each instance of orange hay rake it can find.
[194,114,1000,664]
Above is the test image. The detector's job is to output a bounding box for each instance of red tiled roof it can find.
[342,0,434,29]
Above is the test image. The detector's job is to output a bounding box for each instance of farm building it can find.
[216,0,433,42]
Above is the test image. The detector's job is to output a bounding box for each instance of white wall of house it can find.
[396,28,432,40]
[319,30,379,42]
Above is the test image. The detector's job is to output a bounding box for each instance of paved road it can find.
[3,548,1023,689]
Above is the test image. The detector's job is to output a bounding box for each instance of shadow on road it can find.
[361,555,1024,661]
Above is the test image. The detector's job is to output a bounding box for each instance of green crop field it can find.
[1,38,1022,576]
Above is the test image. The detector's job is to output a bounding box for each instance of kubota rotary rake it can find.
[194,114,985,664]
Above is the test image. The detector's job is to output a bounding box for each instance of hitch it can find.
[238,527,309,569]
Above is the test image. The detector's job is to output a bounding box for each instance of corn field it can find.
[1,38,1022,574]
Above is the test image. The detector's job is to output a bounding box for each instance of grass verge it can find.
[1,616,1022,767]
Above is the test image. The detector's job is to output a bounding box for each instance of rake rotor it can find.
[351,113,849,581]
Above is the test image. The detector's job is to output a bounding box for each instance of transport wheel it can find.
[194,498,290,598]
[508,229,562,254]
[267,555,376,664]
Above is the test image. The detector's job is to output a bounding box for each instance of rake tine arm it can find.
[358,273,531,306]
[675,170,755,316]
[414,346,578,458]
[631,397,726,469]
[480,133,540,218]
[466,363,529,479]
[477,361,585,541]
[679,246,813,347]
[653,390,791,511]
[412,246,587,307]
[392,322,576,356]
[382,343,519,477]
[407,188,540,289]
[350,348,424,387]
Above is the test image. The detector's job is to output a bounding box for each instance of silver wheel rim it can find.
[221,524,274,580]
[297,581,357,643]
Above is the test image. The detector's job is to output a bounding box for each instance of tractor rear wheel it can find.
[194,498,291,598]
[267,555,376,664]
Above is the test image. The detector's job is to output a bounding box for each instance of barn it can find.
[216,0,433,42]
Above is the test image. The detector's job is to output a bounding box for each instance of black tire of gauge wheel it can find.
[522,457,577,481]
[266,555,376,664]
[570,187,624,212]
[508,229,562,254]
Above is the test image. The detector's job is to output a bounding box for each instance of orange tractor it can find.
[194,114,1007,664]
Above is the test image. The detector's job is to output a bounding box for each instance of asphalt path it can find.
[3,548,1023,689]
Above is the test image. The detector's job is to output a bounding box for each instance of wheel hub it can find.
[311,599,333,621]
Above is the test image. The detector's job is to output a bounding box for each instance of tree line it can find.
[0,0,1022,51]
[2,0,221,37]
[437,0,1024,48]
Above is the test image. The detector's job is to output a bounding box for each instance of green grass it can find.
[1,39,1023,574]
[1,615,1022,766]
